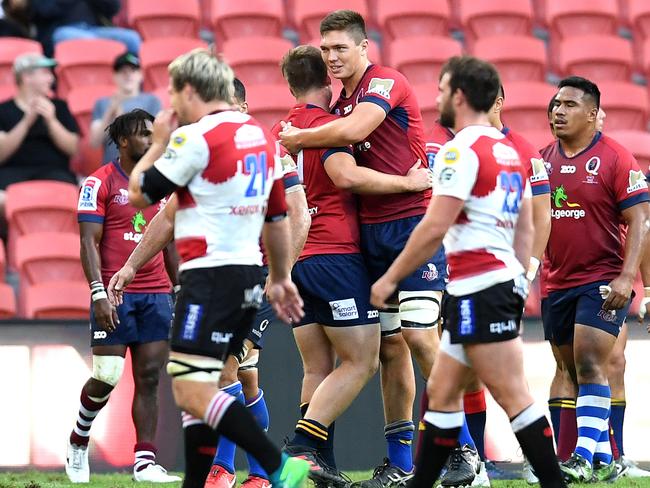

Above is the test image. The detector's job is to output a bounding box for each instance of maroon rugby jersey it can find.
[332,64,429,224]
[540,133,649,291]
[272,104,360,258]
[77,161,170,293]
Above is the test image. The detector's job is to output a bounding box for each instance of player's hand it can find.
[603,275,633,310]
[152,108,178,147]
[107,265,136,306]
[266,277,304,324]
[278,121,302,154]
[405,159,433,192]
[33,96,55,121]
[93,298,119,333]
[371,275,398,309]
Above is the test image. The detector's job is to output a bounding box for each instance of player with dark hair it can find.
[372,55,566,488]
[67,109,180,483]
[542,76,650,483]
[280,12,444,487]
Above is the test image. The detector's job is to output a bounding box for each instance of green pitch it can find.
[2,471,650,488]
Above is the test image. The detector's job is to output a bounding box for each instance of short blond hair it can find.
[168,48,234,103]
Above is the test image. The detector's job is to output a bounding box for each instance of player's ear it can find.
[359,38,368,56]
[118,135,129,148]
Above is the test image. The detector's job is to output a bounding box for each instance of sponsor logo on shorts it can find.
[367,310,379,319]
[182,304,203,341]
[489,319,517,334]
[597,309,617,323]
[93,330,107,339]
[329,298,359,320]
[211,331,233,344]
[458,298,474,336]
[243,285,264,309]
[422,263,439,281]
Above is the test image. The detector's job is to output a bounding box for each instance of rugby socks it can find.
[557,399,577,461]
[410,411,463,488]
[464,389,486,459]
[415,388,429,461]
[385,420,415,472]
[593,426,613,465]
[212,382,245,473]
[246,389,270,478]
[181,412,218,488]
[204,392,282,477]
[69,388,111,446]
[610,399,626,457]
[458,417,477,450]
[548,397,570,445]
[511,403,566,488]
[575,384,611,466]
[292,418,329,452]
[134,442,157,473]
[297,402,336,467]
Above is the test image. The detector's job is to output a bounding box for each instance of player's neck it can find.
[296,90,330,111]
[118,155,136,175]
[194,101,233,121]
[454,111,491,133]
[558,130,597,157]
[342,60,370,95]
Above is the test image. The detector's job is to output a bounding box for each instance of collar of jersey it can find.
[557,131,602,159]
[112,159,129,180]
[338,63,375,100]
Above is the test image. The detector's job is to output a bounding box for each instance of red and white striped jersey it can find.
[433,125,531,295]
[154,110,286,272]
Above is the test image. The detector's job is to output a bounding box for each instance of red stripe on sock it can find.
[463,390,487,414]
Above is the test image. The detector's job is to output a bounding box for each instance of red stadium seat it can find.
[472,35,547,82]
[22,281,89,319]
[459,0,533,45]
[293,0,368,42]
[246,84,294,130]
[0,239,5,281]
[66,85,116,137]
[412,82,439,130]
[0,283,16,319]
[501,82,558,132]
[0,37,42,89]
[54,39,124,98]
[558,35,633,82]
[547,0,619,40]
[598,81,648,131]
[607,130,650,169]
[0,84,16,102]
[519,129,555,152]
[210,0,284,42]
[629,0,650,42]
[15,232,83,286]
[387,36,462,84]
[140,37,208,91]
[308,37,383,65]
[128,0,200,40]
[70,137,103,178]
[222,37,293,87]
[375,0,450,41]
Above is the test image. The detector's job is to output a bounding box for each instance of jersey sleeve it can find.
[432,144,479,201]
[359,73,408,114]
[320,146,353,164]
[77,174,108,223]
[612,151,650,211]
[265,177,288,221]
[154,127,209,187]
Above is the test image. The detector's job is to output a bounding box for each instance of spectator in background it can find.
[90,53,161,165]
[30,0,140,57]
[0,0,32,38]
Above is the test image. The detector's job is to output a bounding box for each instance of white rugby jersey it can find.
[154,110,286,272]
[433,125,531,296]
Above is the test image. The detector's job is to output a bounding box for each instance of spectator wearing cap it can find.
[0,52,79,235]
[89,52,161,164]
[30,0,140,57]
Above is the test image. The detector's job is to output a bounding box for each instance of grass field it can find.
[2,471,650,488]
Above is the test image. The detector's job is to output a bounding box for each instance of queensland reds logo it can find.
[422,263,439,281]
[585,157,600,175]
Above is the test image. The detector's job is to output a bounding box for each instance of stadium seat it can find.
[558,35,633,82]
[66,85,116,137]
[0,239,5,281]
[246,84,294,130]
[210,0,284,42]
[375,0,450,41]
[54,39,124,98]
[222,37,293,87]
[607,130,650,169]
[630,0,650,42]
[140,37,208,91]
[501,82,558,132]
[0,283,16,319]
[128,0,200,40]
[0,84,16,102]
[459,0,533,45]
[22,281,89,319]
[547,0,619,40]
[293,0,368,42]
[519,129,556,152]
[15,232,83,286]
[70,137,103,178]
[387,36,462,84]
[598,81,648,131]
[308,37,383,65]
[472,35,547,82]
[0,37,42,89]
[412,82,439,130]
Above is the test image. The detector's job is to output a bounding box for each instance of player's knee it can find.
[92,355,125,387]
[238,349,259,372]
[399,290,442,329]
[166,354,224,384]
[575,357,604,384]
[379,332,408,362]
[608,349,626,379]
[134,361,162,391]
